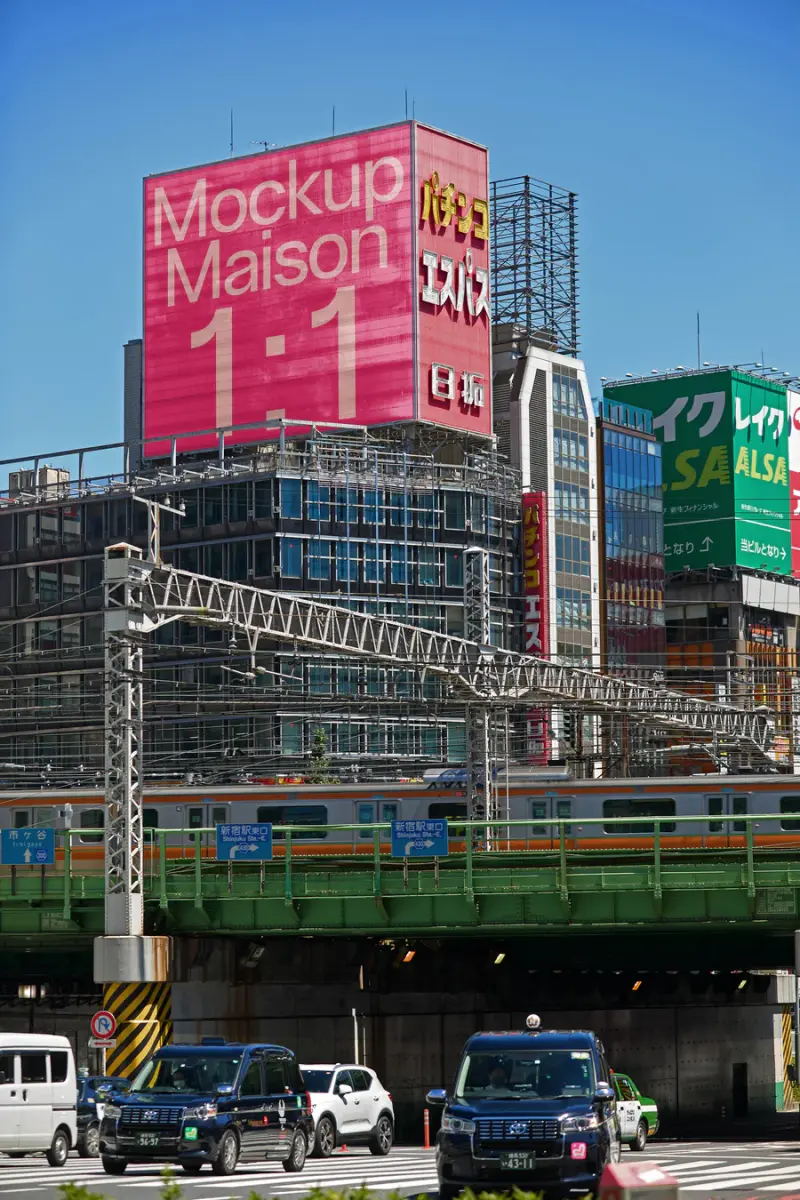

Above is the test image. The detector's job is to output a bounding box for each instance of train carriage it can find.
[1,774,800,866]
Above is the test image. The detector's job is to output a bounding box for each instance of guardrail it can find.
[1,815,799,936]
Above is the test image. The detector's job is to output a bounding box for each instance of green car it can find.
[612,1072,659,1151]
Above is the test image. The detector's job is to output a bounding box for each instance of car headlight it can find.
[104,1104,122,1120]
[184,1103,217,1121]
[441,1114,476,1134]
[561,1113,601,1132]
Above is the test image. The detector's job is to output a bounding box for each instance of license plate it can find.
[500,1151,536,1170]
[137,1132,160,1147]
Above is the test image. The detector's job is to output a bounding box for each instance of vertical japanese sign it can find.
[522,491,550,764]
[787,390,800,577]
[143,122,492,457]
[415,126,492,437]
[732,375,790,573]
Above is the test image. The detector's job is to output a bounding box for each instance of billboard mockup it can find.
[604,372,791,575]
[522,491,550,764]
[143,122,491,456]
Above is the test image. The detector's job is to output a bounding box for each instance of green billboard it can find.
[604,371,790,573]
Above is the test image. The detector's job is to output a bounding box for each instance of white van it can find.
[0,1034,77,1165]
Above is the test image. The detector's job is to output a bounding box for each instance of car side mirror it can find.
[214,1084,234,1097]
[337,1083,353,1096]
[426,1088,448,1105]
[594,1082,615,1103]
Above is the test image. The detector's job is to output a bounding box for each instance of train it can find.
[1,772,800,862]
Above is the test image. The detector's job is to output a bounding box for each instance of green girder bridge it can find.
[2,818,800,941]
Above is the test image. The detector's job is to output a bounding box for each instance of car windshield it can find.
[130,1054,242,1095]
[455,1050,596,1100]
[301,1069,334,1092]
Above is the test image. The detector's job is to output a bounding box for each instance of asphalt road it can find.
[2,1142,800,1199]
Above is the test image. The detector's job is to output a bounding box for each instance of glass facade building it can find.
[0,434,519,785]
[595,398,666,677]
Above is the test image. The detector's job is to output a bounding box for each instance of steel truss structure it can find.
[490,175,579,355]
[104,544,774,936]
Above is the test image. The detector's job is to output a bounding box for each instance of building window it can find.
[416,493,436,528]
[364,543,386,583]
[553,369,582,418]
[417,546,438,587]
[444,550,463,588]
[307,481,330,521]
[444,492,466,530]
[336,486,358,524]
[389,492,410,527]
[309,666,331,694]
[390,544,407,584]
[336,541,359,581]
[556,534,590,577]
[554,482,590,525]
[556,587,591,629]
[308,539,330,580]
[280,537,302,578]
[280,478,302,519]
[364,489,384,525]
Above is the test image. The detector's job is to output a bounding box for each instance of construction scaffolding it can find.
[490,175,579,356]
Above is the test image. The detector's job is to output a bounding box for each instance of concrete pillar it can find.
[103,981,172,1080]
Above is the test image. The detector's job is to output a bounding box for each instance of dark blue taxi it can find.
[99,1038,312,1176]
[427,1016,620,1200]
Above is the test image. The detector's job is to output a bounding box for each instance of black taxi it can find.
[99,1038,312,1176]
[427,1016,620,1199]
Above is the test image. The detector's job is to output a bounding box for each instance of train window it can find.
[256,805,328,839]
[708,796,724,833]
[531,801,547,835]
[357,802,374,840]
[602,798,676,835]
[211,807,227,826]
[780,798,800,832]
[143,809,159,830]
[732,796,747,834]
[80,808,104,844]
[381,802,399,823]
[556,800,572,834]
[428,801,467,838]
[13,809,31,829]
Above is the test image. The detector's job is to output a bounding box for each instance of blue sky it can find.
[1,0,797,463]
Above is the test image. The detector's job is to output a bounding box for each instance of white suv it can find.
[300,1064,394,1158]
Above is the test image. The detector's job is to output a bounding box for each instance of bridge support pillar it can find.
[102,979,172,1080]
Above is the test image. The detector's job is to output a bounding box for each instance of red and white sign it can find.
[599,1159,679,1199]
[788,390,800,578]
[143,122,491,456]
[522,491,550,764]
[90,1010,117,1040]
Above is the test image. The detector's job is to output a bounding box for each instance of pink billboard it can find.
[143,122,491,455]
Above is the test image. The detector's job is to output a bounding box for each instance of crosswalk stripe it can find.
[760,1183,800,1193]
[673,1158,773,1178]
[682,1165,800,1191]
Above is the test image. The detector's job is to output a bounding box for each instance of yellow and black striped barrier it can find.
[103,981,172,1080]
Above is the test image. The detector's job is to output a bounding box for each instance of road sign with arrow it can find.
[215,823,273,861]
[1,827,55,866]
[391,818,449,858]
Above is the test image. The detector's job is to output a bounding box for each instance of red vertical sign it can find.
[522,492,550,764]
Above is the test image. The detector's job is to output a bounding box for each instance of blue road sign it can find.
[215,823,273,862]
[391,818,449,858]
[1,827,55,866]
